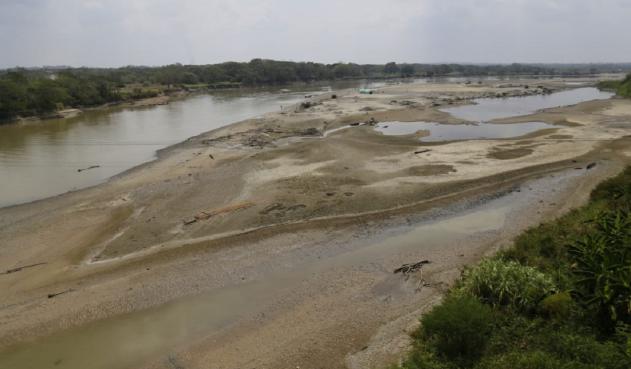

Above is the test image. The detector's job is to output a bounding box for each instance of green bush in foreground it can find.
[569,210,631,331]
[420,295,493,365]
[590,166,631,209]
[539,292,575,320]
[481,312,631,369]
[457,259,556,312]
[474,350,569,369]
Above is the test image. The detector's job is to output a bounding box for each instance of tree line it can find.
[2,60,630,122]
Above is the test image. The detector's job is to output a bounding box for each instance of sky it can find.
[0,0,630,68]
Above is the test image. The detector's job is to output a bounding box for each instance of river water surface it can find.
[0,88,339,208]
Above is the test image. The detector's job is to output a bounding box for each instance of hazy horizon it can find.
[1,0,630,69]
[5,61,631,71]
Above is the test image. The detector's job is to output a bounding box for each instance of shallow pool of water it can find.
[441,87,613,122]
[374,121,556,142]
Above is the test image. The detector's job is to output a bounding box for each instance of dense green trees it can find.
[2,61,630,122]
[384,62,400,75]
[0,71,121,121]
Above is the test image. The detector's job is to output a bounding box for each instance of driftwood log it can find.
[414,149,431,155]
[2,262,47,275]
[183,201,255,225]
[394,260,432,292]
[47,289,74,299]
[393,260,430,275]
[77,165,100,172]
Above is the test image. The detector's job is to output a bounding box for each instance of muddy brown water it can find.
[0,170,584,369]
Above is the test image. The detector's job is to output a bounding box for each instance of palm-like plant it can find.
[568,211,631,331]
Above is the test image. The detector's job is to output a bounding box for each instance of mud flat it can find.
[1,79,631,369]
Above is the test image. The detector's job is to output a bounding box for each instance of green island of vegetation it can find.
[1,60,630,123]
[395,167,631,369]
[598,75,631,98]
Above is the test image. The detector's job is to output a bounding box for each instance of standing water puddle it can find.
[325,87,612,141]
[374,121,555,141]
[441,87,613,122]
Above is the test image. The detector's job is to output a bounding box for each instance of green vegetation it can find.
[396,167,631,369]
[598,74,631,98]
[420,295,494,366]
[0,70,121,121]
[456,259,556,313]
[2,61,630,123]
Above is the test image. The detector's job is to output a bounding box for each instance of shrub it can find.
[590,166,631,210]
[539,292,575,320]
[457,259,556,312]
[421,295,493,365]
[397,349,453,369]
[474,350,569,369]
[542,330,631,369]
[568,210,631,332]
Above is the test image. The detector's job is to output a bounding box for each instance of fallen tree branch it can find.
[184,201,256,225]
[393,260,431,275]
[2,262,47,275]
[77,165,100,172]
[47,289,74,299]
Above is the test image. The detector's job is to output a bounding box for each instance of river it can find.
[0,84,611,209]
[0,84,359,208]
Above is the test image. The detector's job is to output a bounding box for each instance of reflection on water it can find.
[441,87,613,122]
[374,121,555,141]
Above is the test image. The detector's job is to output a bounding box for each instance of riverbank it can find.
[1,78,631,369]
[5,94,175,126]
[3,73,620,127]
[391,167,631,369]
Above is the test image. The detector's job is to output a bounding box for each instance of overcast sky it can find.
[1,0,630,68]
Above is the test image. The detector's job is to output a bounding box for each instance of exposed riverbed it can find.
[0,169,591,369]
[1,78,629,369]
